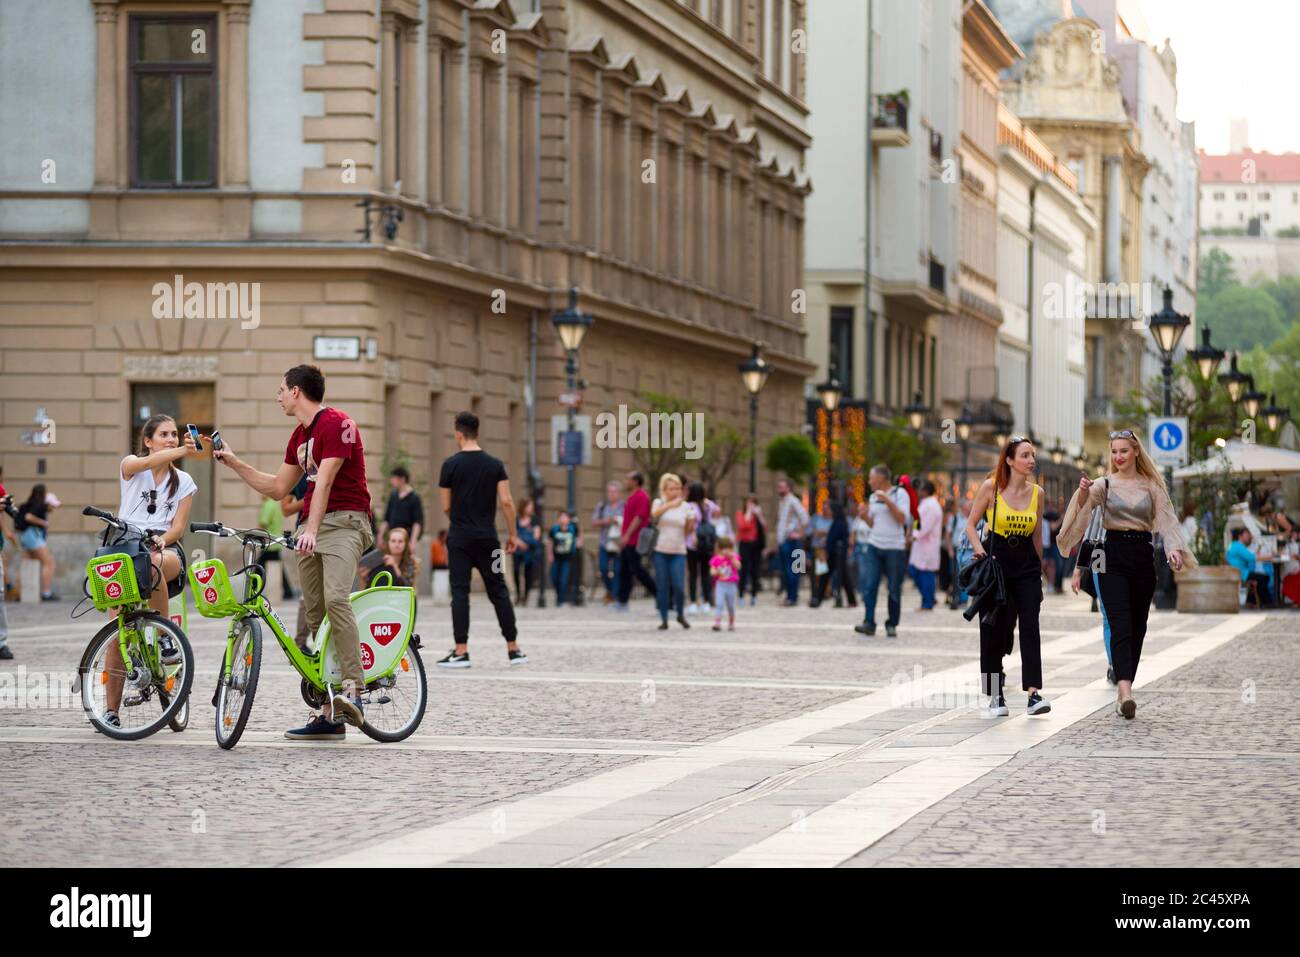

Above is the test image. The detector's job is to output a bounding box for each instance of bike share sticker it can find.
[204,587,218,604]
[360,643,375,670]
[106,582,122,599]
[370,622,401,646]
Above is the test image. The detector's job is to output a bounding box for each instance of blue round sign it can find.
[1154,421,1183,451]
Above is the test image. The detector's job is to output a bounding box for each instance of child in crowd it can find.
[709,536,741,631]
[548,510,581,606]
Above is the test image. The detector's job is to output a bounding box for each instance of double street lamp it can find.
[739,342,772,492]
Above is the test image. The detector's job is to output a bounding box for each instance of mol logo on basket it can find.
[95,561,123,580]
[194,567,217,586]
[360,643,375,670]
[369,622,402,647]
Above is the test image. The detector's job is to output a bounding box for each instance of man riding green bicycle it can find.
[213,364,374,740]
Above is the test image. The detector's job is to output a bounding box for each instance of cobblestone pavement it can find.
[1,583,1293,867]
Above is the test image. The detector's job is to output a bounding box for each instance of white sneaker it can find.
[701,603,713,614]
[985,695,1009,718]
[686,603,699,615]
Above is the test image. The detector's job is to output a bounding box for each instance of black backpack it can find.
[695,504,717,554]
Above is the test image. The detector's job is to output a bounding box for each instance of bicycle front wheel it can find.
[215,617,262,750]
[79,613,195,741]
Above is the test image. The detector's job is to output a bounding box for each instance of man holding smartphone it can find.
[212,364,374,741]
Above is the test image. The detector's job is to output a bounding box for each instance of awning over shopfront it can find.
[1172,441,1300,482]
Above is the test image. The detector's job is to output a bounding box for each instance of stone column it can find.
[467,53,485,219]
[507,73,523,231]
[601,106,618,254]
[520,80,538,235]
[443,44,466,214]
[401,22,420,199]
[482,58,504,225]
[380,13,398,191]
[426,37,443,206]
[225,1,251,187]
[93,2,118,186]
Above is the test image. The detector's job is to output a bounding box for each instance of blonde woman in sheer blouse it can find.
[1058,430,1197,719]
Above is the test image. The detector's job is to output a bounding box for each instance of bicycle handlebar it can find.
[192,521,296,550]
[85,507,165,542]
[83,505,113,520]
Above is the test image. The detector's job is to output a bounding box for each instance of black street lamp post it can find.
[816,366,843,501]
[1148,287,1190,492]
[739,342,772,493]
[551,287,593,605]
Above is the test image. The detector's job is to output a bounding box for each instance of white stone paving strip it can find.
[313,625,1108,867]
[713,614,1259,867]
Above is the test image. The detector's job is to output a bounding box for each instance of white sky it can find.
[1137,0,1300,154]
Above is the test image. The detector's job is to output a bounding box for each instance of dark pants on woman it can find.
[738,540,762,598]
[815,543,855,605]
[1095,533,1157,683]
[513,556,536,604]
[979,535,1043,694]
[687,548,715,604]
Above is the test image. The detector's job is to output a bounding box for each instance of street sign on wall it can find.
[550,414,591,466]
[1148,416,1189,468]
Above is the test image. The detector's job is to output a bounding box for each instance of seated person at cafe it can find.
[1227,528,1273,605]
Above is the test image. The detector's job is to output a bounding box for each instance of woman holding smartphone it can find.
[964,436,1050,718]
[651,473,695,630]
[101,414,198,728]
[1057,429,1195,719]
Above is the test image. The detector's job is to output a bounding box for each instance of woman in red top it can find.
[735,494,765,607]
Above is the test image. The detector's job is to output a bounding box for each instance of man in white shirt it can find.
[854,464,911,637]
[775,479,809,606]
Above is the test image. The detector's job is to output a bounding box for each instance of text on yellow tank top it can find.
[984,483,1038,537]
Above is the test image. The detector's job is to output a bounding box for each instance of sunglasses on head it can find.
[1007,435,1028,445]
[1109,430,1136,440]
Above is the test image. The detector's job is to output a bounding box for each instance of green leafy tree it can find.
[1254,275,1300,323]
[628,390,691,491]
[1197,248,1238,299]
[765,433,820,483]
[837,417,950,486]
[1112,358,1237,466]
[1197,285,1285,353]
[694,421,752,498]
[1239,323,1300,427]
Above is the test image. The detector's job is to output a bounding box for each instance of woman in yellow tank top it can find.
[963,436,1050,718]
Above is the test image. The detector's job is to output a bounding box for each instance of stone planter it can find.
[1175,564,1241,614]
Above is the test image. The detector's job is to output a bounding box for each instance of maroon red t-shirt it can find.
[621,487,651,548]
[283,407,371,517]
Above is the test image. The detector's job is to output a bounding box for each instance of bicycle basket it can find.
[189,559,254,618]
[86,547,147,611]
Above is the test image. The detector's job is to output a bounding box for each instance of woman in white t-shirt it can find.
[118,415,199,618]
[101,415,198,727]
[651,472,695,630]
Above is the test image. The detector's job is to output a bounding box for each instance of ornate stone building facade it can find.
[999,15,1150,457]
[0,0,812,594]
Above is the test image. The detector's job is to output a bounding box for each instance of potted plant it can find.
[1175,448,1242,614]
[875,89,910,129]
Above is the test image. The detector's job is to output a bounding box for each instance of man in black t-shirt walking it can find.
[436,411,527,668]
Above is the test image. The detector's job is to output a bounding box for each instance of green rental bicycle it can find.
[75,507,196,740]
[188,520,427,750]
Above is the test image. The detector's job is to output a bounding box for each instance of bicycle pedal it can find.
[123,695,145,707]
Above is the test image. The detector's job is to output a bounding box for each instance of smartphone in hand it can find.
[210,430,224,451]
[187,424,203,452]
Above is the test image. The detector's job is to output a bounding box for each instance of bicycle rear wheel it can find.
[215,617,261,750]
[359,643,427,742]
[79,613,195,741]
